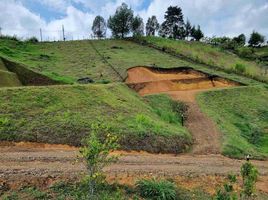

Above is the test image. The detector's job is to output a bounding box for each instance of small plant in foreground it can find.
[240,161,258,199]
[136,179,177,200]
[215,174,238,200]
[79,123,119,198]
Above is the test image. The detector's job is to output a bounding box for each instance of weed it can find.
[136,179,177,200]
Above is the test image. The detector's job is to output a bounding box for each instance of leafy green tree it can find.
[107,3,134,38]
[92,16,107,39]
[248,31,265,47]
[159,6,185,39]
[191,25,204,41]
[79,123,119,198]
[233,34,246,46]
[146,16,160,36]
[132,15,144,36]
[184,19,192,40]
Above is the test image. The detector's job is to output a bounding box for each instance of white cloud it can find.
[0,0,267,41]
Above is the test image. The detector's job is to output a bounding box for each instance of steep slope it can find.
[135,36,267,83]
[198,86,268,159]
[0,58,21,87]
[0,83,191,153]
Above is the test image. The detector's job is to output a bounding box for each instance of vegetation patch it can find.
[197,86,268,159]
[0,37,257,86]
[136,36,268,83]
[0,84,191,153]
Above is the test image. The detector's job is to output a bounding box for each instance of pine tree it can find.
[160,6,185,39]
[185,19,192,40]
[191,25,204,41]
[132,15,144,36]
[248,31,265,47]
[146,16,159,36]
[92,16,106,39]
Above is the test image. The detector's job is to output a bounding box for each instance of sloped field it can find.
[198,86,268,159]
[0,84,191,153]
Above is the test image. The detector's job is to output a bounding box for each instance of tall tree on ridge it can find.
[132,15,144,36]
[92,16,107,39]
[146,15,160,36]
[184,19,192,40]
[159,6,185,39]
[108,3,134,38]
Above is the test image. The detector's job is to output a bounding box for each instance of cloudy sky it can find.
[0,0,267,41]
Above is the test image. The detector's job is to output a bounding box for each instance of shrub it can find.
[236,47,256,59]
[214,174,238,200]
[136,179,177,200]
[234,63,246,74]
[0,35,20,41]
[25,37,39,43]
[79,123,119,198]
[241,162,258,198]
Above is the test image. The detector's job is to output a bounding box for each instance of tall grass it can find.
[137,36,268,83]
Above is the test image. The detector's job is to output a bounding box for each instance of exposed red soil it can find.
[126,67,238,96]
[2,67,266,196]
[126,66,238,154]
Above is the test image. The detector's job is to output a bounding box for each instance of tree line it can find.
[92,3,204,41]
[92,3,266,47]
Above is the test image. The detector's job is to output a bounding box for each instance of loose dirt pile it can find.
[126,67,238,95]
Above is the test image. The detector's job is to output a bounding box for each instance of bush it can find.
[236,47,256,59]
[80,123,119,198]
[234,63,246,74]
[136,179,177,200]
[25,37,39,43]
[214,174,238,200]
[0,35,20,41]
[241,162,258,198]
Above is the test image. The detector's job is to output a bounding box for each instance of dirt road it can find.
[0,143,267,194]
[1,67,267,194]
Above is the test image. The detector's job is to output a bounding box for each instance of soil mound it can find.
[126,66,240,95]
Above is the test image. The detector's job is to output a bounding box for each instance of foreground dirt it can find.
[0,143,267,195]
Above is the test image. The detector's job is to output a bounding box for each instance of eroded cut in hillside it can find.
[126,66,241,95]
[126,66,242,155]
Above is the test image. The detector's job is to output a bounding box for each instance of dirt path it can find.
[141,89,222,154]
[166,90,221,154]
[0,143,267,194]
[126,67,235,155]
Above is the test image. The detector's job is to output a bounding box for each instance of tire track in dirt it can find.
[0,144,267,194]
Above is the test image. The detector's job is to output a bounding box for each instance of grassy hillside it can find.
[0,37,259,86]
[0,84,191,153]
[198,86,268,159]
[137,36,268,83]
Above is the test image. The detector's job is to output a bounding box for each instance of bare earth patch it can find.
[126,66,239,154]
[0,143,267,195]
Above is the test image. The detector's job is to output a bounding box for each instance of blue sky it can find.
[0,0,267,41]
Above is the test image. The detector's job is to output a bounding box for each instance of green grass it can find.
[144,94,187,125]
[0,37,259,85]
[0,70,21,87]
[0,180,214,200]
[138,36,268,83]
[136,179,177,200]
[197,86,268,159]
[0,83,191,153]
